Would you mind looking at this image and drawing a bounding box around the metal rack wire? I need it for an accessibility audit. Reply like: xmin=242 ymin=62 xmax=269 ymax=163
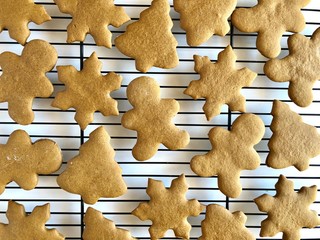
xmin=0 ymin=0 xmax=319 ymax=239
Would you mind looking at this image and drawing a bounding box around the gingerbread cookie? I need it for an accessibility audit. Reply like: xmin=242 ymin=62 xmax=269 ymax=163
xmin=255 ymin=175 xmax=320 ymax=240
xmin=54 ymin=0 xmax=130 ymax=48
xmin=0 ymin=39 xmax=57 ymax=125
xmin=0 ymin=130 xmax=62 ymax=195
xmin=122 ymin=76 xmax=190 ymax=161
xmin=115 ymin=0 xmax=179 ymax=73
xmin=232 ymin=0 xmax=310 ymax=58
xmin=191 ymin=113 xmax=265 ymax=198
xmin=174 ymin=0 xmax=236 ymax=46
xmin=132 ymin=174 xmax=204 ymax=239
xmin=0 ymin=201 xmax=64 ymax=240
xmin=83 ymin=207 xmax=136 ymax=240
xmin=267 ymin=100 xmax=320 ymax=171
xmin=184 ymin=46 xmax=257 ymax=120
xmin=52 ymin=52 xmax=122 ymax=130
xmin=0 ymin=0 xmax=51 ymax=45
xmin=264 ymin=28 xmax=320 ymax=107
xmin=199 ymin=204 xmax=254 ymax=240
xmin=57 ymin=126 xmax=126 ymax=205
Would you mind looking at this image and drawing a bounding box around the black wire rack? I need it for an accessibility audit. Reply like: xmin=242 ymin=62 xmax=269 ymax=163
xmin=0 ymin=0 xmax=319 ymax=239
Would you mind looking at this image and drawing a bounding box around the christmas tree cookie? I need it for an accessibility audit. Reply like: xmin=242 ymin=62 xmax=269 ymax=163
xmin=115 ymin=0 xmax=179 ymax=72
xmin=57 ymin=126 xmax=127 ymax=204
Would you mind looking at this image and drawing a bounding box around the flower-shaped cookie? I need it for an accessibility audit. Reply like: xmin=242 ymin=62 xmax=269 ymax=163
xmin=232 ymin=0 xmax=310 ymax=58
xmin=174 ymin=0 xmax=236 ymax=46
xmin=264 ymin=28 xmax=320 ymax=107
xmin=0 ymin=130 xmax=62 ymax=195
xmin=199 ymin=204 xmax=254 ymax=240
xmin=0 ymin=201 xmax=64 ymax=240
xmin=191 ymin=113 xmax=265 ymax=198
xmin=267 ymin=100 xmax=320 ymax=171
xmin=115 ymin=0 xmax=179 ymax=72
xmin=52 ymin=52 xmax=122 ymax=130
xmin=83 ymin=207 xmax=136 ymax=240
xmin=132 ymin=175 xmax=204 ymax=239
xmin=0 ymin=0 xmax=51 ymax=45
xmin=0 ymin=39 xmax=57 ymax=125
xmin=184 ymin=46 xmax=257 ymax=120
xmin=255 ymin=175 xmax=320 ymax=240
xmin=54 ymin=0 xmax=130 ymax=48
xmin=122 ymin=76 xmax=190 ymax=161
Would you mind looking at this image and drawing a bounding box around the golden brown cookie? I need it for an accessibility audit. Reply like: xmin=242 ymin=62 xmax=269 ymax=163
xmin=199 ymin=204 xmax=255 ymax=240
xmin=184 ymin=46 xmax=257 ymax=120
xmin=232 ymin=0 xmax=311 ymax=58
xmin=57 ymin=126 xmax=126 ymax=205
xmin=54 ymin=0 xmax=130 ymax=48
xmin=115 ymin=0 xmax=179 ymax=73
xmin=122 ymin=76 xmax=190 ymax=161
xmin=264 ymin=28 xmax=320 ymax=107
xmin=267 ymin=100 xmax=320 ymax=171
xmin=83 ymin=207 xmax=136 ymax=240
xmin=0 ymin=201 xmax=65 ymax=240
xmin=0 ymin=130 xmax=62 ymax=195
xmin=0 ymin=39 xmax=57 ymax=125
xmin=174 ymin=0 xmax=236 ymax=46
xmin=132 ymin=174 xmax=204 ymax=240
xmin=191 ymin=113 xmax=265 ymax=198
xmin=255 ymin=175 xmax=320 ymax=240
xmin=52 ymin=52 xmax=122 ymax=130
xmin=0 ymin=0 xmax=51 ymax=45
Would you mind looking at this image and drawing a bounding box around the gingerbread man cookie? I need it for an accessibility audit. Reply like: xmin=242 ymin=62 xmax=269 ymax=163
xmin=122 ymin=76 xmax=190 ymax=161
xmin=0 ymin=39 xmax=57 ymax=125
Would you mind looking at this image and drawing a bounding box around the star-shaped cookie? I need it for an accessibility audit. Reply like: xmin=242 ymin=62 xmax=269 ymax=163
xmin=54 ymin=0 xmax=130 ymax=48
xmin=191 ymin=113 xmax=265 ymax=198
xmin=264 ymin=28 xmax=320 ymax=107
xmin=0 ymin=39 xmax=57 ymax=125
xmin=0 ymin=130 xmax=62 ymax=195
xmin=132 ymin=175 xmax=204 ymax=240
xmin=0 ymin=201 xmax=64 ymax=240
xmin=122 ymin=76 xmax=190 ymax=161
xmin=174 ymin=0 xmax=236 ymax=46
xmin=232 ymin=0 xmax=310 ymax=58
xmin=52 ymin=52 xmax=122 ymax=130
xmin=255 ymin=175 xmax=320 ymax=240
xmin=184 ymin=46 xmax=257 ymax=120
xmin=0 ymin=0 xmax=51 ymax=45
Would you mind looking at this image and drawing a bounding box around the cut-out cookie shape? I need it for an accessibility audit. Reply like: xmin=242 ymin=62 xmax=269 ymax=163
xmin=199 ymin=204 xmax=254 ymax=240
xmin=52 ymin=52 xmax=122 ymax=130
xmin=0 ymin=130 xmax=62 ymax=195
xmin=83 ymin=207 xmax=136 ymax=240
xmin=264 ymin=28 xmax=320 ymax=107
xmin=174 ymin=0 xmax=236 ymax=46
xmin=0 ymin=201 xmax=65 ymax=240
xmin=54 ymin=0 xmax=130 ymax=48
xmin=255 ymin=175 xmax=320 ymax=240
xmin=267 ymin=100 xmax=320 ymax=171
xmin=184 ymin=46 xmax=257 ymax=120
xmin=0 ymin=39 xmax=57 ymax=125
xmin=132 ymin=174 xmax=204 ymax=240
xmin=232 ymin=0 xmax=310 ymax=58
xmin=0 ymin=0 xmax=51 ymax=45
xmin=122 ymin=76 xmax=190 ymax=161
xmin=115 ymin=0 xmax=179 ymax=73
xmin=191 ymin=114 xmax=265 ymax=198
xmin=57 ymin=126 xmax=126 ymax=205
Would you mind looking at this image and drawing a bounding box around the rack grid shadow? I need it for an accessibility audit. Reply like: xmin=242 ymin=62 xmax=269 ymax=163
xmin=0 ymin=0 xmax=319 ymax=239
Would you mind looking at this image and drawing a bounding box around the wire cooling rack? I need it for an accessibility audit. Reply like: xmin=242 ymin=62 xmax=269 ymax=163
xmin=0 ymin=0 xmax=319 ymax=239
